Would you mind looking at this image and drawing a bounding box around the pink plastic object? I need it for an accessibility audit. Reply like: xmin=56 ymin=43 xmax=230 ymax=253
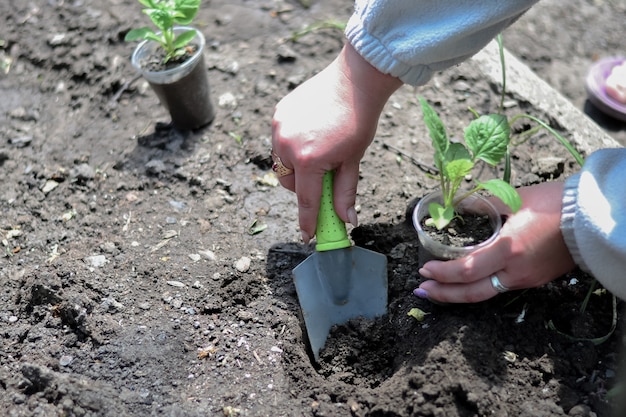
xmin=585 ymin=56 xmax=626 ymax=122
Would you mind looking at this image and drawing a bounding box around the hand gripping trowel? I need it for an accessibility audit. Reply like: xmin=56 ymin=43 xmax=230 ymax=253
xmin=292 ymin=171 xmax=388 ymax=361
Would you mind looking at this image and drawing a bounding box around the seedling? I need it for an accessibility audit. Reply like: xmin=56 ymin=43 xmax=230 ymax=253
xmin=419 ymin=97 xmax=522 ymax=230
xmin=124 ymin=0 xmax=201 ymax=64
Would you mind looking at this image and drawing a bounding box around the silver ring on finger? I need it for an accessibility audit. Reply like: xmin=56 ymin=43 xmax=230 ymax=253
xmin=490 ymin=275 xmax=510 ymax=294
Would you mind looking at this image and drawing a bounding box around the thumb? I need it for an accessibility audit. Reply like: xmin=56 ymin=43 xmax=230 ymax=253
xmin=332 ymin=164 xmax=360 ymax=227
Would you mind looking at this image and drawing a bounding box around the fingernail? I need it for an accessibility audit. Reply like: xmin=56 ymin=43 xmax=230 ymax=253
xmin=301 ymin=230 xmax=311 ymax=244
xmin=347 ymin=206 xmax=358 ymax=227
xmin=419 ymin=267 xmax=433 ymax=278
xmin=413 ymin=288 xmax=429 ymax=299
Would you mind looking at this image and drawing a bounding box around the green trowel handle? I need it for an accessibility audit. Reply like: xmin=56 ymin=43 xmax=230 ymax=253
xmin=315 ymin=171 xmax=351 ymax=252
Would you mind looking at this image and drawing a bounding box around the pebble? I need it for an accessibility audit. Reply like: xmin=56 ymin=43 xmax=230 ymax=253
xmin=286 ymin=73 xmax=306 ymax=88
xmin=59 ymin=355 xmax=73 ymax=366
xmin=169 ymin=200 xmax=186 ymax=211
xmin=218 ymin=92 xmax=238 ymax=109
xmin=235 ymin=256 xmax=251 ymax=272
xmin=166 ymin=280 xmax=185 ymax=288
xmin=84 ymin=255 xmax=108 ymax=268
xmin=71 ymin=163 xmax=95 ymax=181
xmin=236 ymin=310 xmax=254 ymax=321
xmin=48 ymin=33 xmax=70 ymax=46
xmin=276 ymin=44 xmax=297 ymax=62
xmin=534 ymin=156 xmax=565 ymax=177
xmin=41 ymin=179 xmax=59 ymax=194
xmin=8 ymin=315 xmax=18 ymax=323
xmin=101 ymin=297 xmax=124 ymax=312
xmin=226 ymin=61 xmax=239 ymax=74
xmin=9 ymin=136 xmax=32 ymax=148
xmin=452 ymin=80 xmax=471 ymax=92
xmin=9 ymin=107 xmax=38 ymax=122
xmin=99 ymin=241 xmax=116 ymax=254
xmin=188 ymin=253 xmax=201 ymax=262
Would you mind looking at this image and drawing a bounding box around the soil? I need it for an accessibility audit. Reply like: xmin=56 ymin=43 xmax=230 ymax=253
xmin=421 ymin=213 xmax=496 ymax=249
xmin=141 ymin=44 xmax=197 ymax=72
xmin=1 ymin=1 xmax=625 ymax=416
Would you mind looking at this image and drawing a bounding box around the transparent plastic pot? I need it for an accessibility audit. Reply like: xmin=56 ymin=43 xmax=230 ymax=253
xmin=412 ymin=190 xmax=502 ymax=262
xmin=131 ymin=26 xmax=215 ymax=130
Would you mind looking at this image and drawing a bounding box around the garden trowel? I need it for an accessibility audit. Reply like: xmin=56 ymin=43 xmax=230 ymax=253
xmin=292 ymin=171 xmax=388 ymax=361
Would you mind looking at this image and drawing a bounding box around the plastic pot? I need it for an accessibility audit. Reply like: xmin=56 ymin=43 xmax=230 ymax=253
xmin=131 ymin=26 xmax=215 ymax=130
xmin=412 ymin=190 xmax=502 ymax=262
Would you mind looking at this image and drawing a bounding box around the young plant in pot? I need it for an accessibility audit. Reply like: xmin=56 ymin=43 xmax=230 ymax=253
xmin=412 ymin=97 xmax=522 ymax=262
xmin=125 ymin=0 xmax=215 ymax=130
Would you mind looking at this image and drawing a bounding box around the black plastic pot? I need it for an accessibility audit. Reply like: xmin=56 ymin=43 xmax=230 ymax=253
xmin=131 ymin=26 xmax=215 ymax=130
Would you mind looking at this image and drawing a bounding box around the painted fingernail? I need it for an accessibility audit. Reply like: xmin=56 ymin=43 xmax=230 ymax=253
xmin=301 ymin=230 xmax=311 ymax=244
xmin=413 ymin=288 xmax=429 ymax=299
xmin=418 ymin=267 xmax=433 ymax=278
xmin=347 ymin=206 xmax=358 ymax=227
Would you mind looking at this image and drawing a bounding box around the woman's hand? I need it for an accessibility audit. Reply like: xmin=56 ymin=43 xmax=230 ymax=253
xmin=271 ymin=43 xmax=402 ymax=243
xmin=415 ymin=182 xmax=576 ymax=303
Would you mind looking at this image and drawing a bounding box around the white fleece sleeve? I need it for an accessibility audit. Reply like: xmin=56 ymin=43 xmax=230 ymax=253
xmin=345 ymin=0 xmax=539 ymax=85
xmin=561 ymin=148 xmax=626 ymax=300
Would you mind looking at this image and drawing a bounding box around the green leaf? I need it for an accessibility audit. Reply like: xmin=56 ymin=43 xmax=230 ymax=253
xmin=477 ymin=179 xmax=522 ymax=213
xmin=428 ymin=202 xmax=455 ymax=230
xmin=444 ymin=158 xmax=473 ymax=182
xmin=145 ymin=9 xmax=174 ymax=32
xmin=445 ymin=142 xmax=471 ymax=162
xmin=247 ymin=219 xmax=268 ymax=235
xmin=419 ymin=97 xmax=448 ymax=163
xmin=124 ymin=27 xmax=155 ymax=42
xmin=441 ymin=143 xmax=472 ymax=186
xmin=464 ymin=114 xmax=510 ymax=165
xmin=143 ymin=32 xmax=165 ymax=44
xmin=407 ymin=307 xmax=430 ymax=322
xmin=174 ymin=0 xmax=201 ymax=24
xmin=172 ymin=29 xmax=197 ymax=49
